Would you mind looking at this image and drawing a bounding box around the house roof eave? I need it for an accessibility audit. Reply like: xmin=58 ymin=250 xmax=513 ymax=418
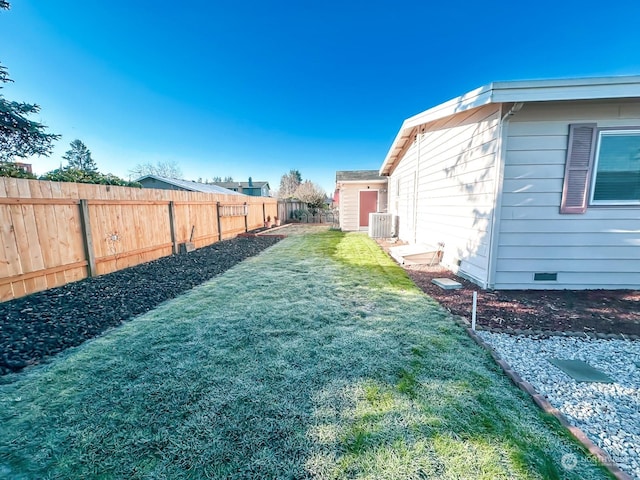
xmin=379 ymin=84 xmax=494 ymax=176
xmin=379 ymin=75 xmax=640 ymax=176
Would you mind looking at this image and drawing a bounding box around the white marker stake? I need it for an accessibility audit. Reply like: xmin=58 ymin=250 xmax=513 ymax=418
xmin=471 ymin=291 xmax=477 ymax=331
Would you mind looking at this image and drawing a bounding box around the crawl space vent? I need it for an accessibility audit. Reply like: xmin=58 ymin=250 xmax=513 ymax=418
xmin=534 ymin=272 xmax=558 ymax=281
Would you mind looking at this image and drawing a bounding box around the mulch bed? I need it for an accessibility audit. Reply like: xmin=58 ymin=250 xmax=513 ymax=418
xmin=0 ymin=236 xmax=282 ymax=376
xmin=376 ymin=240 xmax=640 ymax=337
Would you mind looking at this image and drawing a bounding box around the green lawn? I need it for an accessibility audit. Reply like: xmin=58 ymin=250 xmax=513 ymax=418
xmin=0 ymin=227 xmax=611 ymax=479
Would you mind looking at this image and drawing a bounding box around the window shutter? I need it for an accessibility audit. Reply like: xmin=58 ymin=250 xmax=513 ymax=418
xmin=560 ymin=123 xmax=597 ymax=214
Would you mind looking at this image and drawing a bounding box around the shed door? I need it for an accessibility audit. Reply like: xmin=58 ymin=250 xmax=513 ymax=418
xmin=359 ymin=191 xmax=378 ymax=227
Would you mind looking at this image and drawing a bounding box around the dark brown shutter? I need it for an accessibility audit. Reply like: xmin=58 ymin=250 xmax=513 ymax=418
xmin=560 ymin=123 xmax=597 ymax=214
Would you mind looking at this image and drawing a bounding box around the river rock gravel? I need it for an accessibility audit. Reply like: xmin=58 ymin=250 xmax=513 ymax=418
xmin=477 ymin=331 xmax=640 ymax=479
xmin=0 ymin=236 xmax=282 ymax=376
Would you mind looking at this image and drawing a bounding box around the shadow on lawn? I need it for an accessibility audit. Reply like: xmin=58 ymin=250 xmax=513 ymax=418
xmin=306 ymin=357 xmax=604 ymax=479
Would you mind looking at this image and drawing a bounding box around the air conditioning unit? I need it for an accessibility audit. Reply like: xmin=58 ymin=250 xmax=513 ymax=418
xmin=368 ymin=213 xmax=394 ymax=238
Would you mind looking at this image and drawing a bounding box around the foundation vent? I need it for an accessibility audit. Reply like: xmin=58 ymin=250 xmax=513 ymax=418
xmin=534 ymin=272 xmax=558 ymax=281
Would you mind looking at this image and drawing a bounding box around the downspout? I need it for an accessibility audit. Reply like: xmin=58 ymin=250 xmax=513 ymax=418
xmin=413 ymin=128 xmax=421 ymax=244
xmin=486 ymin=102 xmax=523 ymax=288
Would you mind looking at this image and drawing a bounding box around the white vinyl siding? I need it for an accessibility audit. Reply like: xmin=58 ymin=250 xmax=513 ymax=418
xmin=388 ymin=105 xmax=501 ymax=286
xmin=497 ymin=100 xmax=640 ymax=289
xmin=391 ymin=148 xmax=418 ymax=241
xmin=339 ymin=186 xmax=359 ymax=231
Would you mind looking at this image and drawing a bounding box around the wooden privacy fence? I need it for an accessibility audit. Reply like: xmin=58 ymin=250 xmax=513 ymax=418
xmin=0 ymin=177 xmax=277 ymax=302
xmin=278 ymin=199 xmax=307 ymax=221
xmin=277 ymin=199 xmax=338 ymax=225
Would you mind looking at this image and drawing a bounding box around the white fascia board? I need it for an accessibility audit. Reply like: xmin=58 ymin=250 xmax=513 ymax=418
xmin=492 ymin=76 xmax=640 ymax=103
xmin=337 ymin=179 xmax=387 ymax=187
xmin=402 ymin=84 xmax=493 ymax=129
xmin=491 ymin=75 xmax=640 ymax=92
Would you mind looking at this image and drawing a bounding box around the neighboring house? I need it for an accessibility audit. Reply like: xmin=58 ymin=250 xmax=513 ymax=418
xmin=137 ymin=175 xmax=243 ymax=195
xmin=12 ymin=162 xmax=33 ymax=174
xmin=335 ymin=170 xmax=388 ymax=231
xmin=211 ymin=178 xmax=271 ymax=197
xmin=380 ymin=76 xmax=640 ymax=290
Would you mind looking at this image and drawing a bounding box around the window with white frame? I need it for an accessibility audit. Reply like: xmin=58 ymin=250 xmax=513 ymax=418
xmin=591 ymin=129 xmax=640 ymax=204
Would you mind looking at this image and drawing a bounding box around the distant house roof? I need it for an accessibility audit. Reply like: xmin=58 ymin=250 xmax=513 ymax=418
xmin=212 ymin=181 xmax=270 ymax=189
xmin=137 ymin=175 xmax=244 ymax=195
xmin=336 ymin=170 xmax=387 ymax=182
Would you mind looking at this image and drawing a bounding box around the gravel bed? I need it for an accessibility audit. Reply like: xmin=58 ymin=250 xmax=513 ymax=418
xmin=0 ymin=236 xmax=282 ymax=376
xmin=477 ymin=331 xmax=640 ymax=479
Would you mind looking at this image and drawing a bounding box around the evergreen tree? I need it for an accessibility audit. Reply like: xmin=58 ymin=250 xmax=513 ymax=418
xmin=62 ymin=139 xmax=97 ymax=172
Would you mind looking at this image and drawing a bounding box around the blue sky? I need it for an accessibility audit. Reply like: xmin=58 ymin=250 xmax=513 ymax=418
xmin=2 ymin=1 xmax=640 ymax=194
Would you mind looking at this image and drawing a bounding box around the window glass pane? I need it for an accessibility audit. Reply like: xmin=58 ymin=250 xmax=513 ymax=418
xmin=593 ymin=132 xmax=640 ymax=202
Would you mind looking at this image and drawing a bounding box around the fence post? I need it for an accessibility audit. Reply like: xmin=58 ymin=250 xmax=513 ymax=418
xmin=79 ymin=199 xmax=97 ymax=277
xmin=168 ymin=201 xmax=178 ymax=254
xmin=216 ymin=201 xmax=222 ymax=241
xmin=262 ymin=202 xmax=266 ymax=223
xmin=244 ymin=202 xmax=248 ymax=232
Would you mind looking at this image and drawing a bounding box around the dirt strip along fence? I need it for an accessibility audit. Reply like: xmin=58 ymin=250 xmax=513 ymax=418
xmin=0 ymin=177 xmax=277 ymax=302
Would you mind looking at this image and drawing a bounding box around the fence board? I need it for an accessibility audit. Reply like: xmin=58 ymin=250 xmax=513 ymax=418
xmin=0 ymin=284 xmax=12 ymax=302
xmin=0 ymin=178 xmax=277 ymax=301
xmin=27 ymin=204 xmax=47 ymax=290
xmin=36 ymin=181 xmax=65 ymax=288
xmin=50 ymin=181 xmax=62 ymax=198
xmin=0 ymin=206 xmax=11 ymax=279
xmin=3 ymin=205 xmax=22 ymax=279
xmin=5 ymin=178 xmax=19 ymax=197
xmin=9 ymin=205 xmax=30 ymax=286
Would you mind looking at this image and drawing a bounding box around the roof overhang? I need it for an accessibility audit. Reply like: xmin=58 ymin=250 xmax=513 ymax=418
xmin=337 ymin=179 xmax=387 ymax=185
xmin=379 ymin=75 xmax=640 ymax=176
xmin=137 ymin=174 xmax=244 ymax=195
xmin=137 ymin=174 xmax=182 ymax=187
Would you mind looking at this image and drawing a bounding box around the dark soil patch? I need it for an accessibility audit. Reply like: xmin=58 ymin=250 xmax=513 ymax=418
xmin=0 ymin=236 xmax=282 ymax=376
xmin=376 ymin=240 xmax=640 ymax=337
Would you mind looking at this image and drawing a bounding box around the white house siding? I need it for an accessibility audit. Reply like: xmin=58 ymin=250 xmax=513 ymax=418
xmin=339 ymin=185 xmax=358 ymax=231
xmin=496 ymin=100 xmax=640 ymax=289
xmin=339 ymin=181 xmax=388 ymax=231
xmin=388 ymin=104 xmax=502 ymax=286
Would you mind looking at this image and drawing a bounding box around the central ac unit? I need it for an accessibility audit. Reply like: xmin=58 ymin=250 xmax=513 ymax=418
xmin=368 ymin=213 xmax=394 ymax=238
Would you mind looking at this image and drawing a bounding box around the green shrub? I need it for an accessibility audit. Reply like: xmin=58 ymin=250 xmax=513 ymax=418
xmin=39 ymin=167 xmax=141 ymax=188
xmin=0 ymin=162 xmax=37 ymax=179
xmin=291 ymin=208 xmax=310 ymax=221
